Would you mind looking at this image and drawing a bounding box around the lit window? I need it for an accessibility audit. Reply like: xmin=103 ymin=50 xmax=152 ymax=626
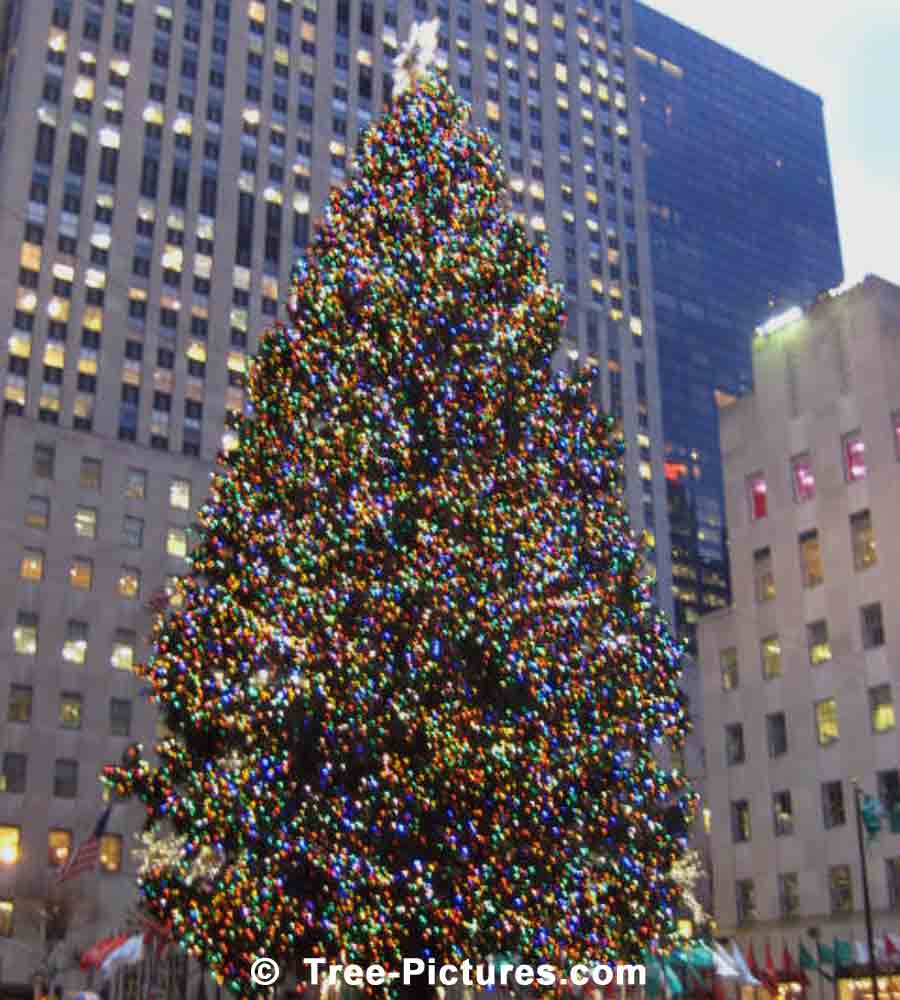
xmin=125 ymin=467 xmax=147 ymax=499
xmin=7 ymin=685 xmax=32 ymax=724
xmin=807 ymin=620 xmax=832 ymax=665
xmin=13 ymin=613 xmax=38 ymax=655
xmin=111 ymin=630 xmax=136 ymax=671
xmin=170 ymin=478 xmax=191 ymax=511
xmin=871 ymin=685 xmax=895 ymax=733
xmin=58 ymin=693 xmax=82 ymax=730
xmin=118 ymin=566 xmax=141 ymax=600
xmin=850 ymin=510 xmax=877 ymax=571
xmin=62 ymin=620 xmax=88 ymax=664
xmin=843 ymin=432 xmax=866 ymax=482
xmin=0 ymin=827 xmax=20 ymax=865
xmin=747 ymin=473 xmax=767 ymax=520
xmin=165 ymin=575 xmax=183 ymax=609
xmin=735 ymin=879 xmax=756 ymax=925
xmin=816 ymin=698 xmax=839 ymax=746
xmin=791 ymin=454 xmax=815 ymax=502
xmin=167 ymin=527 xmax=188 ymax=559
xmin=74 ymin=506 xmax=98 ymax=539
xmin=48 ymin=829 xmax=72 ymax=868
xmin=773 ymin=790 xmax=793 ymax=837
xmin=99 ymin=834 xmax=123 ymax=872
xmin=20 ymin=549 xmax=44 ymax=582
xmin=779 ymin=873 xmax=800 ymax=919
xmin=69 ymin=557 xmax=93 ymax=590
xmin=752 ymin=547 xmax=775 ymax=603
xmin=0 ymin=900 xmax=11 ymax=938
xmin=720 ymin=647 xmax=738 ymax=691
xmin=761 ymin=635 xmax=782 ymax=679
xmin=798 ymin=530 xmax=824 ymax=588
xmin=25 ymin=495 xmax=49 ymax=530
xmin=731 ymin=800 xmax=751 ymax=842
xmin=80 ymin=457 xmax=102 ymax=489
xmin=829 ymin=865 xmax=852 ymax=914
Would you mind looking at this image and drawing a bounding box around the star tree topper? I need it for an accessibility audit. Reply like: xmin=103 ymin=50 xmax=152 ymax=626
xmin=392 ymin=18 xmax=440 ymax=96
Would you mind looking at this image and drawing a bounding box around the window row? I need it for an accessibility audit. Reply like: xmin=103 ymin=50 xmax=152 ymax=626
xmin=0 ymin=823 xmax=121 ymax=872
xmin=7 ymin=686 xmax=133 ymax=736
xmin=25 ymin=499 xmax=190 ymax=545
xmin=1 ymin=756 xmax=112 ymax=800
xmin=13 ymin=616 xmax=139 ymax=670
xmin=724 ymin=687 xmax=895 ymax=767
xmin=20 ymin=541 xmax=187 ymax=591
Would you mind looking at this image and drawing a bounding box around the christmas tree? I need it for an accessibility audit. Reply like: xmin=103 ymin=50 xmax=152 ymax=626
xmin=106 ymin=31 xmax=693 ymax=997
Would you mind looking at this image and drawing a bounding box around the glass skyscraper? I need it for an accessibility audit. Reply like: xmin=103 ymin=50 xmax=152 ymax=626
xmin=634 ymin=3 xmax=843 ymax=649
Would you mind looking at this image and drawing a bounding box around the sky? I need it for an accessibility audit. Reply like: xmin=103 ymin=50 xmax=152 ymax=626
xmin=647 ymin=0 xmax=900 ymax=288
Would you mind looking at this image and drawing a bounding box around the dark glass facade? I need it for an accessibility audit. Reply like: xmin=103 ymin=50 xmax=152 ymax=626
xmin=634 ymin=4 xmax=843 ymax=649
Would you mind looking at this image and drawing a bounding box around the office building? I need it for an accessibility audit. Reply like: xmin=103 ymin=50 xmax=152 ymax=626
xmin=634 ymin=4 xmax=843 ymax=652
xmin=699 ymin=277 xmax=900 ymax=960
xmin=0 ymin=0 xmax=669 ymax=983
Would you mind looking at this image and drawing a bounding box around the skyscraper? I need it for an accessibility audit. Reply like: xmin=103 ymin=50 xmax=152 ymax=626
xmin=633 ymin=4 xmax=843 ymax=651
xmin=0 ymin=0 xmax=668 ymax=981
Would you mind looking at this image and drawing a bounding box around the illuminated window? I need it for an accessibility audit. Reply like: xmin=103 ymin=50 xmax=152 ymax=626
xmin=871 ymin=685 xmax=895 ymax=733
xmin=48 ymin=829 xmax=72 ymax=868
xmin=807 ymin=620 xmax=832 ymax=665
xmin=118 ymin=566 xmax=141 ymax=600
xmin=829 ymin=864 xmax=852 ymax=914
xmin=731 ymin=800 xmax=750 ymax=842
xmin=747 ymin=472 xmax=767 ymax=520
xmin=62 ymin=620 xmax=88 ymax=664
xmin=798 ymin=530 xmax=823 ymax=588
xmin=791 ymin=454 xmax=815 ymax=502
xmin=80 ymin=457 xmax=102 ymax=489
xmin=74 ymin=505 xmax=97 ymax=539
xmin=0 ymin=827 xmax=20 ymax=865
xmin=761 ymin=635 xmax=782 ymax=680
xmin=125 ymin=467 xmax=146 ymax=499
xmin=20 ymin=548 xmax=44 ymax=582
xmin=58 ymin=692 xmax=82 ymax=730
xmin=752 ymin=547 xmax=775 ymax=603
xmin=25 ymin=496 xmax=49 ymax=530
xmin=69 ymin=557 xmax=93 ymax=590
xmin=0 ymin=900 xmax=11 ymax=938
xmin=778 ymin=874 xmax=799 ymax=919
xmin=773 ymin=790 xmax=793 ymax=837
xmin=737 ymin=879 xmax=758 ymax=924
xmin=850 ymin=510 xmax=877 ymax=571
xmin=816 ymin=698 xmax=839 ymax=746
xmin=99 ymin=834 xmax=123 ymax=872
xmin=720 ymin=647 xmax=738 ymax=691
xmin=7 ymin=685 xmax=32 ymax=724
xmin=843 ymin=432 xmax=866 ymax=482
xmin=13 ymin=613 xmax=38 ymax=656
xmin=170 ymin=478 xmax=191 ymax=511
xmin=167 ymin=527 xmax=188 ymax=559
xmin=111 ymin=630 xmax=136 ymax=671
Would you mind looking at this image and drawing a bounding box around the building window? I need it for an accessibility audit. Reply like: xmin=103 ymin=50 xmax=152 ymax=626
xmin=798 ymin=529 xmax=824 ymax=588
xmin=167 ymin=526 xmax=188 ymax=558
xmin=48 ymin=829 xmax=72 ymax=868
xmin=816 ymin=697 xmax=839 ymax=746
xmin=761 ymin=635 xmax=782 ymax=679
xmin=752 ymin=547 xmax=775 ymax=603
xmin=822 ymin=781 xmax=846 ymax=828
xmin=74 ymin=505 xmax=98 ymax=539
xmin=850 ymin=510 xmax=877 ymax=571
xmin=123 ymin=515 xmax=144 ymax=548
xmin=99 ymin=834 xmax=123 ymax=872
xmin=725 ymin=722 xmax=744 ymax=766
xmin=720 ymin=647 xmax=738 ymax=691
xmin=13 ymin=612 xmax=38 ymax=655
xmin=791 ymin=454 xmax=816 ymax=502
xmin=747 ymin=473 xmax=767 ymax=520
xmin=861 ymin=602 xmax=885 ymax=649
xmin=731 ymin=800 xmax=751 ymax=843
xmin=8 ymin=685 xmax=33 ymax=724
xmin=53 ymin=759 xmax=78 ymax=798
xmin=61 ymin=620 xmax=88 ymax=664
xmin=58 ymin=693 xmax=82 ymax=730
xmin=807 ymin=620 xmax=832 ymax=666
xmin=843 ymin=431 xmax=867 ymax=482
xmin=69 ymin=557 xmax=93 ymax=590
xmin=80 ymin=457 xmax=103 ymax=489
xmin=888 ymin=858 xmax=900 ymax=909
xmin=119 ymin=566 xmax=141 ymax=599
xmin=25 ymin=495 xmax=50 ymax=530
xmin=773 ymin=790 xmax=793 ymax=837
xmin=125 ymin=467 xmax=147 ymax=499
xmin=110 ymin=698 xmax=132 ymax=737
xmin=1 ymin=754 xmax=27 ymax=794
xmin=20 ymin=548 xmax=44 ymax=581
xmin=871 ymin=685 xmax=896 ymax=733
xmin=0 ymin=826 xmax=19 ymax=866
xmin=736 ymin=879 xmax=756 ymax=925
xmin=111 ymin=630 xmax=136 ymax=671
xmin=767 ymin=711 xmax=788 ymax=758
xmin=778 ymin=873 xmax=800 ymax=919
xmin=829 ymin=864 xmax=853 ymax=914
xmin=170 ymin=477 xmax=191 ymax=510
xmin=33 ymin=443 xmax=55 ymax=478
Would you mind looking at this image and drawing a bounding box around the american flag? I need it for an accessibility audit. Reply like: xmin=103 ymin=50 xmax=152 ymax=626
xmin=56 ymin=806 xmax=111 ymax=884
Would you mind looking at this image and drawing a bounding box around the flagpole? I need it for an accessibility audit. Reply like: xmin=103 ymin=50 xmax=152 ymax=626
xmin=854 ymin=782 xmax=880 ymax=1000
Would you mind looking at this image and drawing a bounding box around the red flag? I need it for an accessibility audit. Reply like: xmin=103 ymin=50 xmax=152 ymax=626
xmin=886 ymin=935 xmax=900 ymax=958
xmin=137 ymin=912 xmax=172 ymax=959
xmin=80 ymin=933 xmax=128 ymax=971
xmin=748 ymin=943 xmax=777 ymax=996
xmin=783 ymin=943 xmax=810 ymax=987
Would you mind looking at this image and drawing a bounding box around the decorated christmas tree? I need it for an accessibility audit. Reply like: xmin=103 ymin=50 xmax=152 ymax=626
xmin=106 ymin=26 xmax=693 ymax=997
